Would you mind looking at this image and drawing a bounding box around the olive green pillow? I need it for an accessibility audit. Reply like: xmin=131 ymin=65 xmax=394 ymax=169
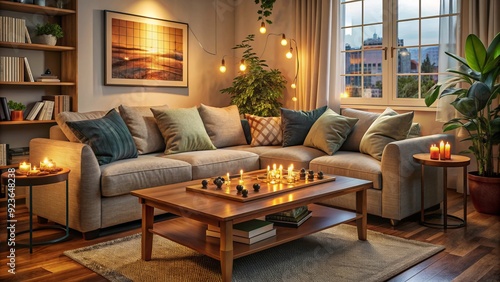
xmin=151 ymin=107 xmax=216 ymax=155
xmin=303 ymin=109 xmax=358 ymax=155
xmin=198 ymin=104 xmax=247 ymax=148
xmin=360 ymin=108 xmax=414 ymax=160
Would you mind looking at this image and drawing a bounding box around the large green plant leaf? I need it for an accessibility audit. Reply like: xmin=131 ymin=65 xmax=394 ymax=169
xmin=451 ymin=97 xmax=476 ymax=118
xmin=465 ymin=34 xmax=487 ymax=72
xmin=468 ymin=81 xmax=491 ymax=111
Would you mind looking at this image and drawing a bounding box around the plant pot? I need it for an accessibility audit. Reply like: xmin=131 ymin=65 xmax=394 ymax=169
xmin=468 ymin=172 xmax=500 ymax=215
xmin=36 ymin=34 xmax=57 ymax=46
xmin=10 ymin=110 xmax=24 ymax=121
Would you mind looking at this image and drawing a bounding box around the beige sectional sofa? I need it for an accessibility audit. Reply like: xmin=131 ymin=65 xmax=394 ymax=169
xmin=28 ymin=105 xmax=453 ymax=239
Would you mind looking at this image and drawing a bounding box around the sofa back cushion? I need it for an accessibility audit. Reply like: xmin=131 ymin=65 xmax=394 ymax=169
xmin=198 ymin=104 xmax=247 ymax=148
xmin=118 ymin=104 xmax=167 ymax=154
xmin=56 ymin=110 xmax=107 ymax=142
xmin=339 ymin=108 xmax=380 ymax=152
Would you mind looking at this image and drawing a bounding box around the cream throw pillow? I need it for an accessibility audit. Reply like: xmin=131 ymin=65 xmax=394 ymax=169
xmin=303 ymin=109 xmax=358 ymax=155
xmin=198 ymin=104 xmax=247 ymax=148
xmin=151 ymin=107 xmax=216 ymax=155
xmin=359 ymin=108 xmax=414 ymax=160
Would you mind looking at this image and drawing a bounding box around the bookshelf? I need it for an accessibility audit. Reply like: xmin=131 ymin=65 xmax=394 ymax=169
xmin=0 ymin=0 xmax=78 ymax=150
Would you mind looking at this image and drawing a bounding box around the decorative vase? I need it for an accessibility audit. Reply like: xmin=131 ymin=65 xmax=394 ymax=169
xmin=37 ymin=34 xmax=57 ymax=46
xmin=10 ymin=110 xmax=24 ymax=121
xmin=468 ymin=172 xmax=500 ymax=215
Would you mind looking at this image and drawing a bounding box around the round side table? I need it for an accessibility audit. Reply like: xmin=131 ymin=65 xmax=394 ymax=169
xmin=1 ymin=168 xmax=71 ymax=253
xmin=413 ymin=153 xmax=470 ymax=229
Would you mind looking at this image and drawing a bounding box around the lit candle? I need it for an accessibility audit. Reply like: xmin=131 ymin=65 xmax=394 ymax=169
xmin=430 ymin=144 xmax=439 ymax=160
xmin=240 ymin=169 xmax=244 ymax=184
xmin=267 ymin=165 xmax=270 ymax=182
xmin=444 ymin=142 xmax=451 ymax=159
xmin=279 ymin=165 xmax=283 ymax=181
xmin=439 ymin=140 xmax=445 ymax=160
xmin=226 ymin=172 xmax=231 ymax=183
xmin=30 ymin=165 xmax=40 ymax=174
xmin=19 ymin=162 xmax=31 ymax=174
xmin=40 ymin=158 xmax=50 ymax=171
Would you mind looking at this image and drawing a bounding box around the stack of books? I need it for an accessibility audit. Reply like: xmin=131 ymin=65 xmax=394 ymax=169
xmin=36 ymin=74 xmax=60 ymax=83
xmin=265 ymin=205 xmax=312 ymax=227
xmin=0 ymin=144 xmax=8 ymax=166
xmin=24 ymin=95 xmax=71 ymax=120
xmin=0 ymin=16 xmax=29 ymax=43
xmin=206 ymin=219 xmax=276 ymax=244
xmin=8 ymin=146 xmax=29 ymax=165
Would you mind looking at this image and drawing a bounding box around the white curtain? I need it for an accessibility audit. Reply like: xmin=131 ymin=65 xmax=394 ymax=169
xmin=294 ymin=0 xmax=332 ymax=111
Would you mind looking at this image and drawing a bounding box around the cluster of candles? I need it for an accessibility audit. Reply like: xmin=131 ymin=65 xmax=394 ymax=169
xmin=430 ymin=141 xmax=451 ymax=160
xmin=18 ymin=158 xmax=57 ymax=175
xmin=266 ymin=164 xmax=296 ymax=184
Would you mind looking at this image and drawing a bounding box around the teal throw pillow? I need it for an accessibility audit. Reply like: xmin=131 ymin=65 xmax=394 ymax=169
xmin=151 ymin=106 xmax=216 ymax=154
xmin=303 ymin=109 xmax=358 ymax=155
xmin=280 ymin=105 xmax=328 ymax=147
xmin=66 ymin=109 xmax=138 ymax=165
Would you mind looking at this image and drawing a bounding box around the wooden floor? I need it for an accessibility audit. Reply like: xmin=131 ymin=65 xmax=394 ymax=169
xmin=0 ymin=189 xmax=498 ymax=282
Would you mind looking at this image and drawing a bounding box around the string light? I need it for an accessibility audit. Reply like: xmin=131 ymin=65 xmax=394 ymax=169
xmin=239 ymin=59 xmax=246 ymax=71
xmin=286 ymin=47 xmax=293 ymax=59
xmin=281 ymin=34 xmax=287 ymax=46
xmin=219 ymin=58 xmax=226 ymax=73
xmin=259 ymin=22 xmax=266 ymax=34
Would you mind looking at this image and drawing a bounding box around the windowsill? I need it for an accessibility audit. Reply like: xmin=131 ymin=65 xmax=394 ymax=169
xmin=340 ymin=104 xmax=437 ymax=112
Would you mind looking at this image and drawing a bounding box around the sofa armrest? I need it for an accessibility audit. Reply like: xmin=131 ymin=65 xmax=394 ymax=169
xmin=381 ymin=133 xmax=454 ymax=220
xmin=29 ymin=138 xmax=102 ymax=233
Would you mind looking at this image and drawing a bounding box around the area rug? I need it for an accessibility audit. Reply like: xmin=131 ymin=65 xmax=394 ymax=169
xmin=64 ymin=224 xmax=444 ymax=282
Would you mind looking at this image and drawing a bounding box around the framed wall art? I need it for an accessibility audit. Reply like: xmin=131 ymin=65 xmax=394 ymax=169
xmin=104 ymin=11 xmax=188 ymax=87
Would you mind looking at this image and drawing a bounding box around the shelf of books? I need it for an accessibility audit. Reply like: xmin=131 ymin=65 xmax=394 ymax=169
xmin=151 ymin=204 xmax=361 ymax=260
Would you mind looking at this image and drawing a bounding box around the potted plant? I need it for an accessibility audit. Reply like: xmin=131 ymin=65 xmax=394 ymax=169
xmin=221 ymin=34 xmax=287 ymax=117
xmin=8 ymin=100 xmax=26 ymax=121
xmin=425 ymin=32 xmax=500 ymax=215
xmin=34 ymin=23 xmax=64 ymax=46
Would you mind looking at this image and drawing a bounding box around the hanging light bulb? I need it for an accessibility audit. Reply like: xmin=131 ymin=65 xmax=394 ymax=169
xmin=219 ymin=58 xmax=226 ymax=73
xmin=239 ymin=59 xmax=246 ymax=71
xmin=281 ymin=34 xmax=288 ymax=46
xmin=292 ymin=97 xmax=298 ymax=102
xmin=286 ymin=47 xmax=293 ymax=59
xmin=259 ymin=22 xmax=266 ymax=34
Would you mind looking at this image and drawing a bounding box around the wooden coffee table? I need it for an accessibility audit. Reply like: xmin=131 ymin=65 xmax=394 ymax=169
xmin=131 ymin=171 xmax=371 ymax=282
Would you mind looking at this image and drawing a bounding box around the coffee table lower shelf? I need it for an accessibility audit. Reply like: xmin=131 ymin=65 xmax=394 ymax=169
xmin=150 ymin=204 xmax=360 ymax=260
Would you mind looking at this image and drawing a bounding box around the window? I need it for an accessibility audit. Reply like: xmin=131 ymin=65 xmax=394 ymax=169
xmin=339 ymin=0 xmax=459 ymax=107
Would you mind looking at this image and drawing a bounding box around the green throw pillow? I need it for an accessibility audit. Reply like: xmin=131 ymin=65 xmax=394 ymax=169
xmin=281 ymin=105 xmax=328 ymax=147
xmin=359 ymin=108 xmax=414 ymax=160
xmin=151 ymin=106 xmax=216 ymax=154
xmin=66 ymin=109 xmax=138 ymax=165
xmin=303 ymin=109 xmax=358 ymax=155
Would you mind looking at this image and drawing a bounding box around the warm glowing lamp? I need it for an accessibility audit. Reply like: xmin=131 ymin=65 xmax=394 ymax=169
xmin=239 ymin=59 xmax=246 ymax=71
xmin=292 ymin=96 xmax=297 ymax=102
xmin=219 ymin=58 xmax=226 ymax=73
xmin=291 ymin=82 xmax=296 ymax=89
xmin=281 ymin=34 xmax=288 ymax=46
xmin=259 ymin=22 xmax=266 ymax=34
xmin=286 ymin=47 xmax=293 ymax=59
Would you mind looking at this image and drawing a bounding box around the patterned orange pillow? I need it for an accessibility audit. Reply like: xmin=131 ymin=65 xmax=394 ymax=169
xmin=245 ymin=114 xmax=282 ymax=146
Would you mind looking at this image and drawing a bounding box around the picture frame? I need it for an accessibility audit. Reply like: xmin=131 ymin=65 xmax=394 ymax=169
xmin=104 ymin=11 xmax=188 ymax=87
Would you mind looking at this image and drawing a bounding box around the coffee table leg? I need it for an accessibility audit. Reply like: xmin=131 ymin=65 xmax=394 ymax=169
xmin=141 ymin=204 xmax=154 ymax=261
xmin=356 ymin=188 xmax=367 ymax=240
xmin=220 ymin=220 xmax=234 ymax=282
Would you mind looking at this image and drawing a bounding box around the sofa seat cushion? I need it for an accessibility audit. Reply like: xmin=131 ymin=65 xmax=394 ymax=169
xmin=101 ymin=155 xmax=192 ymax=197
xmin=165 ymin=149 xmax=260 ymax=179
xmin=221 ymin=145 xmax=282 ymax=156
xmin=310 ymin=152 xmax=382 ymax=189
xmin=259 ymin=146 xmax=326 ymax=170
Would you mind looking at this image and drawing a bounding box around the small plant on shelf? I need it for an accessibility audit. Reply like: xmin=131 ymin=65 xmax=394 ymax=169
xmin=35 ymin=23 xmax=64 ymax=39
xmin=7 ymin=100 xmax=26 ymax=111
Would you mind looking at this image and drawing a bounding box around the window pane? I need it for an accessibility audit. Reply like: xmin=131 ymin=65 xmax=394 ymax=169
xmin=364 ymin=50 xmax=382 ymax=74
xmin=343 ymin=27 xmax=363 ymax=50
xmin=398 ymin=0 xmax=418 ymax=20
xmin=364 ymin=76 xmax=382 ymax=97
xmin=364 ymin=0 xmax=382 ymax=24
xmin=345 ymin=51 xmax=362 ymax=74
xmin=421 ymin=75 xmax=438 ymax=97
xmin=421 ymin=47 xmax=438 ymax=73
xmin=397 ymin=48 xmax=413 ymax=74
xmin=345 ymin=76 xmax=362 ymax=97
xmin=343 ymin=1 xmax=362 ymax=26
xmin=398 ymin=20 xmax=419 ymax=46
xmin=363 ymin=24 xmax=382 ymax=46
xmin=421 ymin=0 xmax=440 ymax=17
xmin=397 ymin=75 xmax=419 ymax=98
xmin=421 ymin=18 xmax=439 ymax=45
